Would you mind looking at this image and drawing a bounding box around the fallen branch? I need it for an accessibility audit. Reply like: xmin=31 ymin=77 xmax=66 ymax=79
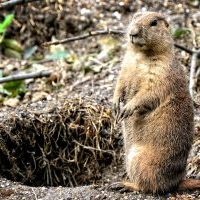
xmin=0 ymin=70 xmax=52 ymax=83
xmin=174 ymin=43 xmax=194 ymax=55
xmin=0 ymin=0 xmax=41 ymax=9
xmin=189 ymin=49 xmax=200 ymax=99
xmin=42 ymin=29 xmax=125 ymax=47
xmin=189 ymin=52 xmax=198 ymax=98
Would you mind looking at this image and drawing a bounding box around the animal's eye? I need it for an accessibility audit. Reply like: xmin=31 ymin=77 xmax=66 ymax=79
xmin=150 ymin=20 xmax=158 ymax=27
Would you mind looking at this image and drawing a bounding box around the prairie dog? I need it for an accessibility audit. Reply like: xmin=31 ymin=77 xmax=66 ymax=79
xmin=113 ymin=12 xmax=200 ymax=193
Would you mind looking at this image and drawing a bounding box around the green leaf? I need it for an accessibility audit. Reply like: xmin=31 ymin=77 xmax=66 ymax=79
xmin=0 ymin=86 xmax=11 ymax=96
xmin=45 ymin=50 xmax=70 ymax=60
xmin=0 ymin=14 xmax=14 ymax=33
xmin=3 ymin=80 xmax=27 ymax=97
xmin=4 ymin=48 xmax=22 ymax=59
xmin=23 ymin=46 xmax=38 ymax=59
xmin=173 ymin=27 xmax=191 ymax=38
xmin=2 ymin=39 xmax=24 ymax=52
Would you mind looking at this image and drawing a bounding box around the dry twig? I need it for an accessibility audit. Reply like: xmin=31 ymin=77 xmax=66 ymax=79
xmin=0 ymin=0 xmax=41 ymax=9
xmin=42 ymin=29 xmax=125 ymax=46
xmin=189 ymin=50 xmax=200 ymax=99
xmin=186 ymin=13 xmax=200 ymax=99
xmin=0 ymin=70 xmax=52 ymax=83
xmin=73 ymin=140 xmax=114 ymax=155
xmin=174 ymin=43 xmax=194 ymax=55
xmin=189 ymin=52 xmax=198 ymax=98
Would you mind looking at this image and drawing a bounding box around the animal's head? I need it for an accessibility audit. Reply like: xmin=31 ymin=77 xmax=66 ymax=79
xmin=127 ymin=12 xmax=173 ymax=53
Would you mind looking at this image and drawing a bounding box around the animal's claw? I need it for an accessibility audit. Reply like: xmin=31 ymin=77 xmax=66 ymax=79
xmin=117 ymin=105 xmax=134 ymax=122
xmin=113 ymin=98 xmax=121 ymax=123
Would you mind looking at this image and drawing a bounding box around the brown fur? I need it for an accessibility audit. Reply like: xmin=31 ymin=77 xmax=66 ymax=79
xmin=113 ymin=11 xmax=199 ymax=194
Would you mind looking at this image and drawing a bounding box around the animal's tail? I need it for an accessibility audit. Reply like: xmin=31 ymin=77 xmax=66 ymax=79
xmin=178 ymin=179 xmax=200 ymax=191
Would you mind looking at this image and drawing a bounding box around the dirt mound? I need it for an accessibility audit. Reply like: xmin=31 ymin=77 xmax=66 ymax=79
xmin=0 ymin=98 xmax=122 ymax=187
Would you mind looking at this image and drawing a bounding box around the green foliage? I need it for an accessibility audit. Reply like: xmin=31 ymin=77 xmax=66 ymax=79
xmin=0 ymin=80 xmax=27 ymax=97
xmin=45 ymin=50 xmax=70 ymax=60
xmin=4 ymin=48 xmax=22 ymax=59
xmin=0 ymin=14 xmax=14 ymax=34
xmin=2 ymin=39 xmax=24 ymax=52
xmin=0 ymin=14 xmax=14 ymax=43
xmin=173 ymin=27 xmax=191 ymax=38
xmin=0 ymin=14 xmax=24 ymax=59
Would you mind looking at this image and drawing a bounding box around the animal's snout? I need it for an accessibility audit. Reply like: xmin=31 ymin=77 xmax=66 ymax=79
xmin=129 ymin=26 xmax=140 ymax=42
xmin=129 ymin=25 xmax=146 ymax=46
xmin=130 ymin=32 xmax=139 ymax=38
xmin=129 ymin=26 xmax=141 ymax=43
xmin=129 ymin=33 xmax=139 ymax=42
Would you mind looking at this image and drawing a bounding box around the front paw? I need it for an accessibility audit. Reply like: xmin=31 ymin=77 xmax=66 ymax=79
xmin=117 ymin=102 xmax=136 ymax=122
xmin=112 ymin=97 xmax=121 ymax=118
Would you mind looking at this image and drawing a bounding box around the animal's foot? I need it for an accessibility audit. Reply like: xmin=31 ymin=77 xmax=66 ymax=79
xmin=113 ymin=97 xmax=120 ymax=118
xmin=106 ymin=182 xmax=132 ymax=193
xmin=117 ymin=102 xmax=136 ymax=122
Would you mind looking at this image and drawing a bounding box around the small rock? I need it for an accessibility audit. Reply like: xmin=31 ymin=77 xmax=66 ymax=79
xmin=31 ymin=92 xmax=48 ymax=102
xmin=3 ymin=98 xmax=19 ymax=107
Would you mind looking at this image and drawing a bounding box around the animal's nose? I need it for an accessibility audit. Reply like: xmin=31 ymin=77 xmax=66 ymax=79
xmin=129 ymin=27 xmax=140 ymax=38
xmin=130 ymin=32 xmax=139 ymax=38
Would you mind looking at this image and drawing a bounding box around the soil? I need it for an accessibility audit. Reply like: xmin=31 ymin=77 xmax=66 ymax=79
xmin=0 ymin=0 xmax=200 ymax=199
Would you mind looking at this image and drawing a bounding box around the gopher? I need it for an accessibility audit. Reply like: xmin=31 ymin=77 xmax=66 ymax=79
xmin=112 ymin=11 xmax=200 ymax=194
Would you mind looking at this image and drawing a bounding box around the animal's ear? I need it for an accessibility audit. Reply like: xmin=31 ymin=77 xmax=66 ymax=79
xmin=133 ymin=12 xmax=143 ymax=20
xmin=158 ymin=17 xmax=169 ymax=28
xmin=163 ymin=19 xmax=169 ymax=28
